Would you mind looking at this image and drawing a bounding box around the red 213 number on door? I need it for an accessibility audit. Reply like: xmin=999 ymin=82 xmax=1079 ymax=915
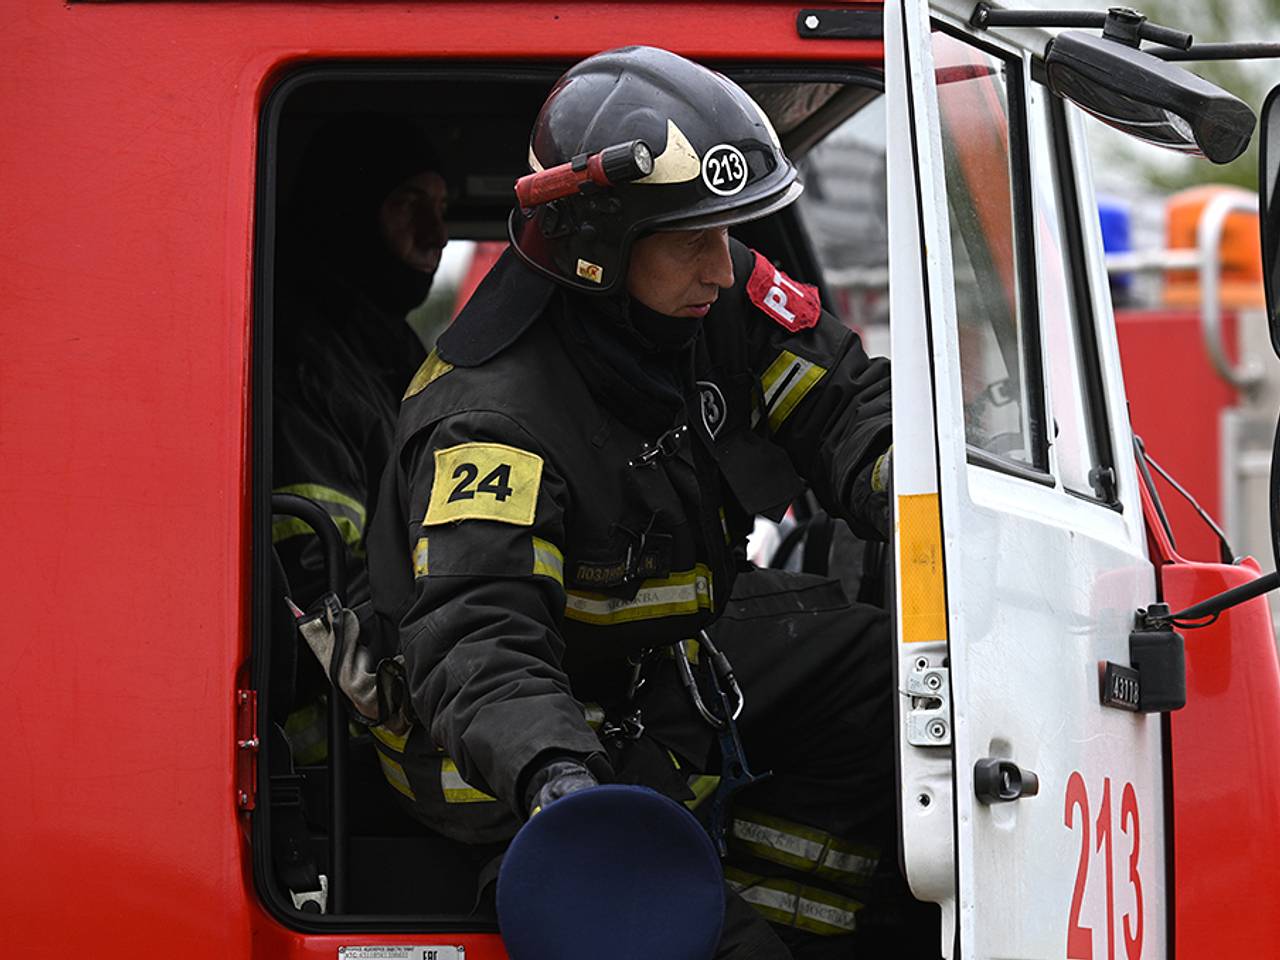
xmin=1064 ymin=771 xmax=1144 ymax=960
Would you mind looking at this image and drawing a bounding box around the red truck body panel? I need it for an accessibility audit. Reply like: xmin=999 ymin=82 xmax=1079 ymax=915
xmin=1141 ymin=479 xmax=1280 ymax=957
xmin=0 ymin=2 xmax=879 ymax=954
xmin=7 ymin=3 xmax=1279 ymax=956
xmin=1117 ymin=307 xmax=1240 ymax=563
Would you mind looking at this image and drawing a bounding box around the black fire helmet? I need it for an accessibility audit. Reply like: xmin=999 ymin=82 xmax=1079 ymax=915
xmin=508 ymin=46 xmax=801 ymax=295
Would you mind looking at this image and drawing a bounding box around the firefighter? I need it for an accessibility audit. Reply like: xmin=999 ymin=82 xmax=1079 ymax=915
xmin=273 ymin=114 xmax=447 ymax=762
xmin=273 ymin=112 xmax=448 ymax=612
xmin=366 ymin=47 xmax=930 ymax=957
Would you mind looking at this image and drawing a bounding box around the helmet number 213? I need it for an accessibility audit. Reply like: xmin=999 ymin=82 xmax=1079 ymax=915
xmin=702 ymin=144 xmax=748 ymax=196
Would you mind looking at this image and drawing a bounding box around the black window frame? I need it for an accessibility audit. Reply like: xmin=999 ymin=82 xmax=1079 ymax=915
xmin=1032 ymin=62 xmax=1121 ymax=508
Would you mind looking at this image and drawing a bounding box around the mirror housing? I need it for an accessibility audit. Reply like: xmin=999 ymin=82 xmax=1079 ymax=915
xmin=1257 ymin=85 xmax=1280 ymax=574
xmin=1259 ymin=85 xmax=1280 ymax=359
xmin=1045 ymin=31 xmax=1255 ymax=163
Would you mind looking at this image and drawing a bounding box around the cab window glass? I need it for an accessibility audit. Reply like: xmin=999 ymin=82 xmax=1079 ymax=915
xmin=1028 ymin=85 xmax=1111 ymax=499
xmin=795 ymin=93 xmax=890 ymax=352
xmin=934 ymin=32 xmax=1047 ymax=470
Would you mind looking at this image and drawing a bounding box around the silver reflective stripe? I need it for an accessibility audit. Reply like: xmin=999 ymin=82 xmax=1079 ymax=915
xmin=795 ymin=895 xmax=860 ymax=934
xmin=734 ymin=881 xmax=798 ymax=917
xmin=759 ymin=351 xmax=827 ymax=432
xmin=730 ymin=811 xmax=878 ymax=886
xmin=440 ymin=758 xmax=496 ymax=803
xmin=376 ymin=751 xmax=415 ymax=800
xmin=733 ymin=818 xmax=823 ymax=862
xmin=825 ymin=847 xmax=877 ymax=878
xmin=532 ymin=536 xmax=564 ymax=585
xmin=762 ymin=355 xmax=815 ymax=409
xmin=726 ymin=874 xmax=860 ymax=935
xmin=564 ymin=566 xmax=713 ymax=625
xmin=272 ymin=482 xmax=367 ymax=549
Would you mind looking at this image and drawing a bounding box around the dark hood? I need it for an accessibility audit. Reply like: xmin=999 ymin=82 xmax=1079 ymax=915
xmin=279 ymin=113 xmax=442 ymax=320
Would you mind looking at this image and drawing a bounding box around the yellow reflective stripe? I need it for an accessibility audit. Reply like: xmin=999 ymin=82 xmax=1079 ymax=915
xmin=412 ymin=537 xmax=429 ymax=578
xmin=760 ymin=350 xmax=827 ymax=432
xmin=271 ymin=514 xmax=363 ymax=551
xmin=662 ymin=639 xmax=702 ymax=664
xmin=532 ymin=536 xmax=564 ymax=586
xmin=730 ymin=808 xmax=878 ymax=887
xmin=685 ymin=775 xmax=720 ymax=811
xmin=370 ymin=724 xmax=410 ymax=753
xmin=283 ymin=702 xmax=328 ymax=766
xmin=274 ymin=483 xmax=368 ymax=525
xmin=583 ymin=703 xmax=606 ymax=729
xmin=441 ymin=758 xmax=497 ymax=803
xmin=898 ymin=493 xmax=947 ymax=643
xmin=377 ymin=751 xmax=416 ymax=800
xmin=725 ymin=867 xmax=862 ymax=936
xmin=564 ymin=565 xmax=714 ymax=626
xmin=403 ymin=348 xmax=454 ymax=401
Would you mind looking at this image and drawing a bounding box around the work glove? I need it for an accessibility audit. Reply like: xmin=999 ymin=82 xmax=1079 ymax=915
xmin=870 ymin=445 xmax=892 ymax=497
xmin=851 ymin=444 xmax=893 ymax=540
xmin=523 ymin=758 xmax=599 ymax=818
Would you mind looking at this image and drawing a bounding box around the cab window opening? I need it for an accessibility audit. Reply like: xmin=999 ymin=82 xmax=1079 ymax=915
xmin=252 ymin=64 xmax=913 ymax=938
xmin=1039 ymin=82 xmax=1120 ymax=505
xmin=933 ymin=27 xmax=1051 ymax=476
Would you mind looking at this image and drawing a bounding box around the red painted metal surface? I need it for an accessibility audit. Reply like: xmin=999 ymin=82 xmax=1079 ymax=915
xmin=1140 ymin=474 xmax=1280 ymax=958
xmin=0 ymin=2 xmax=881 ymax=955
xmin=1117 ymin=308 xmax=1240 ymax=562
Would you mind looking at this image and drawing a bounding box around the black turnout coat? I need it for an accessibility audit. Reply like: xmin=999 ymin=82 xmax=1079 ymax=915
xmin=367 ymin=238 xmax=891 ymax=815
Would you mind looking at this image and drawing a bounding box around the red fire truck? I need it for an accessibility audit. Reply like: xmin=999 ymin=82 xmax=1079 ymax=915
xmin=3 ymin=0 xmax=1279 ymax=957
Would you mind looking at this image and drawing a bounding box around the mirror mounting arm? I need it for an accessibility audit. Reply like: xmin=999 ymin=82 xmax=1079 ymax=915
xmin=1145 ymin=572 xmax=1280 ymax=629
xmin=1153 ymin=43 xmax=1280 ymax=63
xmin=969 ymin=3 xmax=1192 ymax=51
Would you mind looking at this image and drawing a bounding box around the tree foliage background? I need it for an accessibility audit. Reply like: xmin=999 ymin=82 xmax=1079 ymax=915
xmin=1080 ymin=0 xmax=1280 ymax=197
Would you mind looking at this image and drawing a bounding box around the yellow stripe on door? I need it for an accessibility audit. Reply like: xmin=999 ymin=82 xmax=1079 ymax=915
xmin=897 ymin=493 xmax=947 ymax=643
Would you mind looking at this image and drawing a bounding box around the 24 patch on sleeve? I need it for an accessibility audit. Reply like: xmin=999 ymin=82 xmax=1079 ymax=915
xmin=746 ymin=249 xmax=821 ymax=332
xmin=424 ymin=442 xmax=543 ymax=527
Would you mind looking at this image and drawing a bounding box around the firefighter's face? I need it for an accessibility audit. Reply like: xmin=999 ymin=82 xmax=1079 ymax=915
xmin=379 ymin=170 xmax=449 ymax=276
xmin=626 ymin=227 xmax=734 ymax=318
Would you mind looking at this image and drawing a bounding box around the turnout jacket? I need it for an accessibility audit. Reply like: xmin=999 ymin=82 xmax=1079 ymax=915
xmin=367 ymin=239 xmax=891 ymax=815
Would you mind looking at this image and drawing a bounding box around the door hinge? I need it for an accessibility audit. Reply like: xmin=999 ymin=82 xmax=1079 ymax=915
xmin=236 ymin=688 xmax=259 ymax=812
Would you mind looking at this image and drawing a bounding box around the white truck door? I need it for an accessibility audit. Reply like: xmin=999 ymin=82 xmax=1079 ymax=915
xmin=884 ymin=2 xmax=1168 ymax=957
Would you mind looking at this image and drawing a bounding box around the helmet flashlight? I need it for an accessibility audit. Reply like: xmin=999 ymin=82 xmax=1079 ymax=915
xmin=515 ymin=138 xmax=653 ymax=209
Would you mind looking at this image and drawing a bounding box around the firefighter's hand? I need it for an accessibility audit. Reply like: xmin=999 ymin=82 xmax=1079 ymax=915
xmin=524 ymin=758 xmax=599 ymax=818
xmin=865 ymin=445 xmax=896 ymax=542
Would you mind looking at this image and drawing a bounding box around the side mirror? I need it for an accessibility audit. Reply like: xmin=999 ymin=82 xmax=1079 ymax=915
xmin=1259 ymin=84 xmax=1280 ymax=359
xmin=1259 ymin=86 xmax=1280 ymax=577
xmin=1045 ymin=31 xmax=1255 ymax=164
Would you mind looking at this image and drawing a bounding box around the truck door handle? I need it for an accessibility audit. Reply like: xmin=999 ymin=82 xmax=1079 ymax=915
xmin=974 ymin=758 xmax=1040 ymax=804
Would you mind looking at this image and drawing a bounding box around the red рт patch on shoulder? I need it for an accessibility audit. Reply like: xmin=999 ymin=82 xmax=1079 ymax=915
xmin=746 ymin=249 xmax=821 ymax=332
